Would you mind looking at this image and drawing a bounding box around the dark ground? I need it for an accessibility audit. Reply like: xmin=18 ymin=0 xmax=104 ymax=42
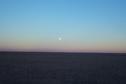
xmin=0 ymin=52 xmax=126 ymax=84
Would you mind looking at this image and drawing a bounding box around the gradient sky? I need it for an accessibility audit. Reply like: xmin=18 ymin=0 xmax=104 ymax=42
xmin=0 ymin=0 xmax=126 ymax=52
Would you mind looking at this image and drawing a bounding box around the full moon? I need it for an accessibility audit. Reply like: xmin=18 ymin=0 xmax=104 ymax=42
xmin=58 ymin=37 xmax=62 ymax=41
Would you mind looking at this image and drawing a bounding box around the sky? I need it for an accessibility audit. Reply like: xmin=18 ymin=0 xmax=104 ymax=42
xmin=0 ymin=0 xmax=126 ymax=53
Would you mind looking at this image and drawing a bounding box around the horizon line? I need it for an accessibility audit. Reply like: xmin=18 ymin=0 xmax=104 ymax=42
xmin=0 ymin=51 xmax=126 ymax=54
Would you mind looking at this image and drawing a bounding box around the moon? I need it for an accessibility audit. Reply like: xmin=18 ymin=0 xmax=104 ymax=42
xmin=58 ymin=37 xmax=62 ymax=41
